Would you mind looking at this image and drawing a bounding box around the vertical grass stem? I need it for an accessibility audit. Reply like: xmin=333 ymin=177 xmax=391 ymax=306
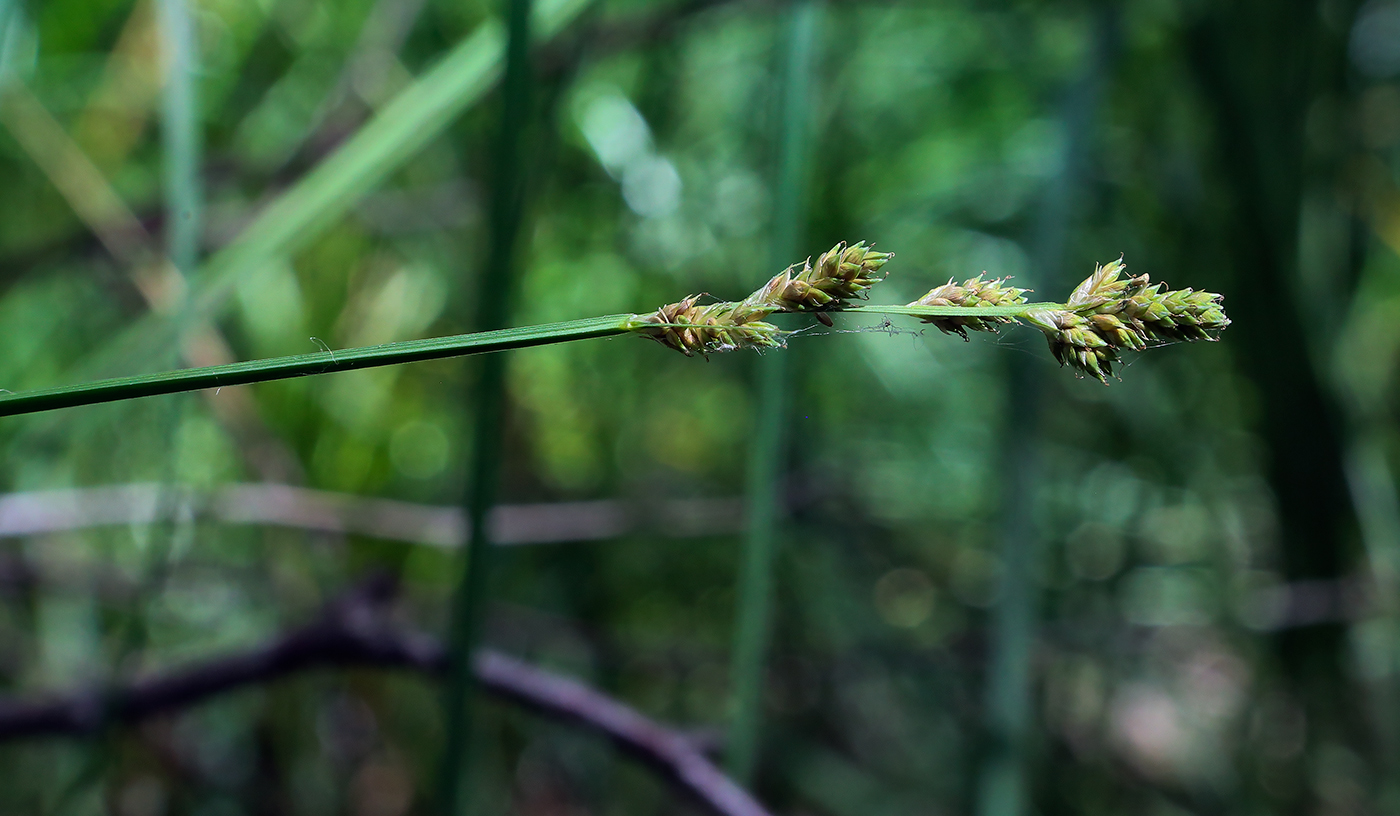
xmin=439 ymin=0 xmax=533 ymax=812
xmin=974 ymin=11 xmax=1113 ymax=815
xmin=156 ymin=0 xmax=200 ymax=275
xmin=727 ymin=0 xmax=820 ymax=785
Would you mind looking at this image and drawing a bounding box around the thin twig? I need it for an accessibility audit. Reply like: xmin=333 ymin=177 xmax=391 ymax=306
xmin=0 ymin=582 xmax=772 ymax=816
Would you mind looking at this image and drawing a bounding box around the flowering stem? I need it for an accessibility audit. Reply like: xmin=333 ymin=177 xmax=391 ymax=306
xmin=0 ymin=251 xmax=1231 ymax=419
xmin=0 ymin=315 xmax=633 ymax=418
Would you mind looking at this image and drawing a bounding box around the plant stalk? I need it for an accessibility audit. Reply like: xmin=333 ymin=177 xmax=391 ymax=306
xmin=727 ymin=0 xmax=820 ymax=785
xmin=0 ymin=316 xmax=631 ymax=418
xmin=975 ymin=11 xmax=1113 ymax=816
xmin=0 ymin=276 xmax=1223 ymax=421
xmin=438 ymin=0 xmax=535 ymax=811
xmin=156 ymin=0 xmax=201 ymax=276
xmin=0 ymin=300 xmax=1102 ymax=420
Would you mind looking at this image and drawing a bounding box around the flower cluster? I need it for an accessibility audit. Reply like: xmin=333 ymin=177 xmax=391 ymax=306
xmin=632 ymin=242 xmax=891 ymax=357
xmin=629 ymin=295 xmax=785 ymax=357
xmin=1024 ymin=258 xmax=1230 ymax=383
xmin=632 ymin=248 xmax=1228 ymax=375
xmin=907 ymin=275 xmax=1029 ymax=339
xmin=734 ymin=240 xmax=892 ymax=319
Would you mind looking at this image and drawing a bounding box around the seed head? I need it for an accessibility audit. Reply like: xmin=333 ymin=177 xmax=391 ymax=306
xmin=738 ymin=241 xmax=893 ymax=319
xmin=633 ymin=241 xmax=893 ymax=357
xmin=907 ymin=275 xmax=1029 ymax=340
xmin=1066 ymin=256 xmax=1138 ymax=309
xmin=1024 ymin=308 xmax=1120 ymax=382
xmin=1028 ymin=258 xmax=1230 ymax=383
xmin=804 ymin=241 xmax=893 ymax=302
xmin=632 ymin=295 xmax=786 ymax=357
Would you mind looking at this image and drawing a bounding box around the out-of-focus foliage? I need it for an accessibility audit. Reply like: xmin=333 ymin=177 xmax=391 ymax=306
xmin=0 ymin=0 xmax=1393 ymax=813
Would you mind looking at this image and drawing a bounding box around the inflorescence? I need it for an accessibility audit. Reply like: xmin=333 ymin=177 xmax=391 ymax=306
xmin=908 ymin=275 xmax=1029 ymax=339
xmin=629 ymin=246 xmax=1229 ymax=382
xmin=630 ymin=241 xmax=892 ymax=357
xmin=1020 ymin=258 xmax=1230 ymax=383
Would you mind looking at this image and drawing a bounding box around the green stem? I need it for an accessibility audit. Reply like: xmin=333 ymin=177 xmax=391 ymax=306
xmin=439 ymin=0 xmax=535 ymax=811
xmin=0 ymin=315 xmax=632 ymax=418
xmin=975 ymin=13 xmax=1112 ymax=816
xmin=843 ymin=302 xmax=1064 ymax=319
xmin=47 ymin=6 xmax=205 ymax=810
xmin=0 ymin=300 xmax=1078 ymax=420
xmin=156 ymin=0 xmax=201 ymax=275
xmin=727 ymin=0 xmax=820 ymax=785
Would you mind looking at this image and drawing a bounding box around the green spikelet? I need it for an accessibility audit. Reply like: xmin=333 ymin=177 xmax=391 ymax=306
xmin=632 ymin=295 xmax=786 ymax=357
xmin=736 ymin=241 xmax=892 ymax=320
xmin=801 ymin=241 xmax=893 ymax=303
xmin=635 ymin=242 xmax=892 ymax=357
xmin=907 ymin=275 xmax=1029 ymax=339
xmin=1026 ymin=257 xmax=1230 ymax=383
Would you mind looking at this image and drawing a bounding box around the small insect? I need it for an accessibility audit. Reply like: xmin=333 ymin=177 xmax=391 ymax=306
xmin=816 ymin=312 xmax=834 ymax=327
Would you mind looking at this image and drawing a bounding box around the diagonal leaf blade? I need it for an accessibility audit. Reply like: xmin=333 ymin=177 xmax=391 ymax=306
xmin=0 ymin=315 xmax=632 ymax=418
xmin=63 ymin=0 xmax=591 ymax=385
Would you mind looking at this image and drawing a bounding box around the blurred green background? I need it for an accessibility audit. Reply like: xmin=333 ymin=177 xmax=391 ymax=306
xmin=0 ymin=0 xmax=1395 ymax=813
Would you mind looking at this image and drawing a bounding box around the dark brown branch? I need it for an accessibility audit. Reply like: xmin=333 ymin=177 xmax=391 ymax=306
xmin=477 ymin=652 xmax=767 ymax=816
xmin=0 ymin=581 xmax=771 ymax=816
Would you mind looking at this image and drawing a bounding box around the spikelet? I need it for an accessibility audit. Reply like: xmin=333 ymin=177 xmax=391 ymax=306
xmin=907 ymin=275 xmax=1029 ymax=340
xmin=1026 ymin=257 xmax=1230 ymax=383
xmin=736 ymin=241 xmax=892 ymax=319
xmin=801 ymin=241 xmax=893 ymax=303
xmin=631 ymin=295 xmax=786 ymax=357
xmin=633 ymin=242 xmax=892 ymax=357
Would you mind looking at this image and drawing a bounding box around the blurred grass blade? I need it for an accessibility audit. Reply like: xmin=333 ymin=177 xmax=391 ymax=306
xmin=64 ymin=0 xmax=590 ymax=381
xmin=975 ymin=12 xmax=1113 ymax=816
xmin=156 ymin=0 xmax=201 ymax=275
xmin=73 ymin=0 xmax=164 ymax=170
xmin=439 ymin=0 xmax=536 ymax=809
xmin=0 ymin=82 xmax=196 ymax=314
xmin=727 ymin=0 xmax=821 ymax=785
xmin=0 ymin=0 xmax=25 ymax=83
xmin=0 ymin=315 xmax=632 ymax=418
xmin=0 ymin=83 xmax=152 ymax=265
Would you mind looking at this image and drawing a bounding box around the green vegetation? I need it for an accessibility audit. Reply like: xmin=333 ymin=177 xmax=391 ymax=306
xmin=0 ymin=0 xmax=1387 ymax=814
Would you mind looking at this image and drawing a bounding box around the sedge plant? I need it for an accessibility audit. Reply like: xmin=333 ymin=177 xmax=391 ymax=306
xmin=0 ymin=242 xmax=1229 ymax=418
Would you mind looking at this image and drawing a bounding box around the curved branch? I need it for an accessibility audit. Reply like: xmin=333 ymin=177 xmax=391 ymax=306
xmin=0 ymin=585 xmax=771 ymax=816
xmin=476 ymin=652 xmax=767 ymax=816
